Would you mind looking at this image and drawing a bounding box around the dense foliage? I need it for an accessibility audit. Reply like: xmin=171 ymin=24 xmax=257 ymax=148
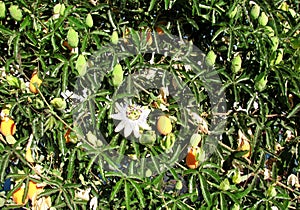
xmin=0 ymin=0 xmax=299 ymax=209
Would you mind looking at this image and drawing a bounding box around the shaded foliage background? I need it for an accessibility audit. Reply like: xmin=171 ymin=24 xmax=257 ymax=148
xmin=0 ymin=0 xmax=299 ymax=209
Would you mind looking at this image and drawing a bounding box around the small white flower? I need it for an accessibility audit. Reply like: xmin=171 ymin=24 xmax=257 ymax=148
xmin=287 ymin=174 xmax=299 ymax=187
xmin=111 ymin=102 xmax=151 ymax=138
xmin=75 ymin=187 xmax=91 ymax=201
xmin=90 ymin=196 xmax=98 ymax=210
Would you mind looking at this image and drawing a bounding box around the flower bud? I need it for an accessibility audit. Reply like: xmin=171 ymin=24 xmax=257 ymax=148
xmin=0 ymin=2 xmax=6 ymax=18
xmin=231 ymin=55 xmax=242 ymax=73
xmin=67 ymin=28 xmax=79 ymax=48
xmin=258 ymin=12 xmax=268 ymax=26
xmin=111 ymin=31 xmax=118 ymax=45
xmin=205 ymin=50 xmax=217 ymax=67
xmin=86 ymin=14 xmax=93 ymax=28
xmin=9 ymin=5 xmax=22 ymax=21
xmin=160 ymin=133 xmax=176 ymax=151
xmin=112 ymin=63 xmax=123 ymax=87
xmin=51 ymin=98 xmax=67 ymax=111
xmin=250 ymin=4 xmax=260 ymax=19
xmin=175 ymin=180 xmax=183 ymax=190
xmin=139 ymin=130 xmax=156 ymax=145
xmin=75 ymin=54 xmax=87 ymax=76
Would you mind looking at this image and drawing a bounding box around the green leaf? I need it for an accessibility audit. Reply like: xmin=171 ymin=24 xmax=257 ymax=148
xmin=67 ymin=148 xmax=77 ymax=180
xmin=199 ymin=174 xmax=212 ymax=206
xmin=110 ymin=179 xmax=124 ymax=201
xmin=148 ymin=0 xmax=156 ymax=12
xmin=129 ymin=180 xmax=146 ymax=208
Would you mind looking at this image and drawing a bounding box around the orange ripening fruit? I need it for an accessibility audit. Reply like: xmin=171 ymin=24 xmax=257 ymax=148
xmin=27 ymin=181 xmax=43 ymax=200
xmin=12 ymin=187 xmax=28 ymax=205
xmin=157 ymin=115 xmax=172 ymax=135
xmin=64 ymin=128 xmax=71 ymax=143
xmin=0 ymin=117 xmax=16 ymax=136
xmin=186 ymin=147 xmax=200 ymax=169
xmin=29 ymin=73 xmax=42 ymax=94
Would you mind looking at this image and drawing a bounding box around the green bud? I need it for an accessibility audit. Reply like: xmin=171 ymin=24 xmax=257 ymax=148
xmin=53 ymin=3 xmax=65 ymax=15
xmin=255 ymin=72 xmax=268 ymax=92
xmin=229 ymin=6 xmax=238 ymax=19
xmin=266 ymin=185 xmax=277 ymax=197
xmin=0 ymin=2 xmax=6 ymax=18
xmin=232 ymin=169 xmax=241 ymax=184
xmin=270 ymin=36 xmax=279 ymax=52
xmin=175 ymin=180 xmax=183 ymax=190
xmin=250 ymin=4 xmax=260 ymax=19
xmin=275 ymin=49 xmax=283 ymax=65
xmin=219 ymin=178 xmax=230 ymax=191
xmin=9 ymin=5 xmax=22 ymax=21
xmin=86 ymin=14 xmax=93 ymax=28
xmin=50 ymin=98 xmax=67 ymax=111
xmin=231 ymin=55 xmax=242 ymax=73
xmin=112 ymin=63 xmax=123 ymax=87
xmin=6 ymin=75 xmax=19 ymax=87
xmin=145 ymin=169 xmax=152 ymax=177
xmin=258 ymin=12 xmax=268 ymax=26
xmin=190 ymin=133 xmax=201 ymax=147
xmin=75 ymin=54 xmax=87 ymax=76
xmin=67 ymin=28 xmax=79 ymax=48
xmin=205 ymin=50 xmax=217 ymax=67
xmin=111 ymin=31 xmax=118 ymax=45
xmin=34 ymin=98 xmax=44 ymax=109
xmin=160 ymin=133 xmax=176 ymax=151
xmin=139 ymin=130 xmax=156 ymax=145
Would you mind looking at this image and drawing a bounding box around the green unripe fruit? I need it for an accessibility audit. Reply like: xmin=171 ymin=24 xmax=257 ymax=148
xmin=9 ymin=5 xmax=22 ymax=21
xmin=75 ymin=54 xmax=87 ymax=76
xmin=250 ymin=4 xmax=260 ymax=19
xmin=270 ymin=36 xmax=279 ymax=52
xmin=258 ymin=12 xmax=268 ymax=26
xmin=67 ymin=28 xmax=79 ymax=48
xmin=112 ymin=63 xmax=123 ymax=87
xmin=190 ymin=133 xmax=201 ymax=147
xmin=205 ymin=50 xmax=217 ymax=67
xmin=0 ymin=2 xmax=6 ymax=18
xmin=111 ymin=31 xmax=118 ymax=45
xmin=51 ymin=98 xmax=67 ymax=110
xmin=175 ymin=180 xmax=183 ymax=190
xmin=86 ymin=14 xmax=93 ymax=28
xmin=139 ymin=130 xmax=156 ymax=145
xmin=231 ymin=55 xmax=242 ymax=73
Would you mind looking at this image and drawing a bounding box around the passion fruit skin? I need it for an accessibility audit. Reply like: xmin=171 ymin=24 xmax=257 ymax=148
xmin=156 ymin=115 xmax=172 ymax=135
xmin=0 ymin=117 xmax=16 ymax=136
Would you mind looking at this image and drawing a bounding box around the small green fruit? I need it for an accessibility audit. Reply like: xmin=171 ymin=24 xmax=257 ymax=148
xmin=258 ymin=12 xmax=268 ymax=26
xmin=9 ymin=5 xmax=22 ymax=21
xmin=190 ymin=133 xmax=201 ymax=147
xmin=67 ymin=28 xmax=79 ymax=48
xmin=250 ymin=4 xmax=260 ymax=19
xmin=111 ymin=31 xmax=118 ymax=45
xmin=112 ymin=63 xmax=123 ymax=87
xmin=75 ymin=54 xmax=87 ymax=76
xmin=86 ymin=14 xmax=93 ymax=28
xmin=0 ymin=2 xmax=6 ymax=18
xmin=53 ymin=3 xmax=65 ymax=15
xmin=231 ymin=55 xmax=242 ymax=73
xmin=51 ymin=98 xmax=67 ymax=111
xmin=139 ymin=130 xmax=156 ymax=145
xmin=205 ymin=50 xmax=217 ymax=67
xmin=175 ymin=180 xmax=183 ymax=190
